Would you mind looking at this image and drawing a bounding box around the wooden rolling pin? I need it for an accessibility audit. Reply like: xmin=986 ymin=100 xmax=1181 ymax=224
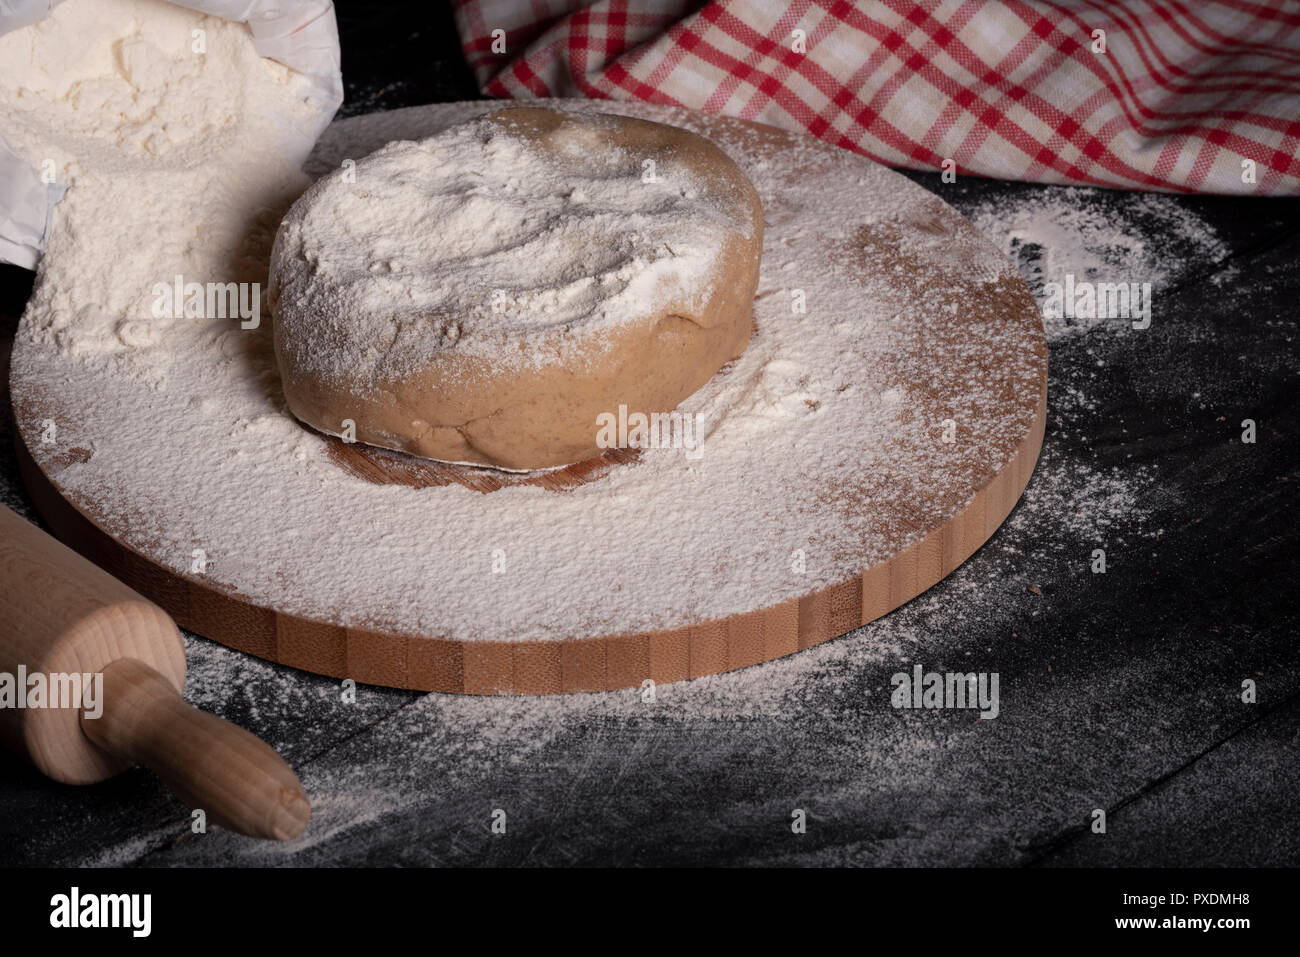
xmin=0 ymin=504 xmax=309 ymax=840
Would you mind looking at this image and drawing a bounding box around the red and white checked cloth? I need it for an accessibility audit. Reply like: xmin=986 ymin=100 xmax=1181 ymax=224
xmin=453 ymin=0 xmax=1300 ymax=195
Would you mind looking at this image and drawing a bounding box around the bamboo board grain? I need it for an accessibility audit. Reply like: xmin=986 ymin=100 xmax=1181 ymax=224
xmin=9 ymin=101 xmax=1048 ymax=695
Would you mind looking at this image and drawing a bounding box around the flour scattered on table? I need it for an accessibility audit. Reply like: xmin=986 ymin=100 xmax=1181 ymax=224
xmin=965 ymin=188 xmax=1228 ymax=339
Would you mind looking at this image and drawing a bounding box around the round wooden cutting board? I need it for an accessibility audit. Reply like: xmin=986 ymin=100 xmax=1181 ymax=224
xmin=10 ymin=100 xmax=1047 ymax=695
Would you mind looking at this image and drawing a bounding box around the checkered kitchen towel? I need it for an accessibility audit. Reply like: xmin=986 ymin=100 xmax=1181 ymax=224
xmin=453 ymin=0 xmax=1300 ymax=195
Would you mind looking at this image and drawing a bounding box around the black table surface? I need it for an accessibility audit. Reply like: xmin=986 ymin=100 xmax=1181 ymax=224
xmin=0 ymin=3 xmax=1296 ymax=867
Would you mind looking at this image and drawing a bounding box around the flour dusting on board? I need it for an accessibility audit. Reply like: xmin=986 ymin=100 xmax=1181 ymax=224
xmin=7 ymin=7 xmax=1047 ymax=647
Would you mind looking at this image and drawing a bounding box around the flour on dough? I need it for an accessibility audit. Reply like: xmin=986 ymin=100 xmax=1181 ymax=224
xmin=269 ymin=107 xmax=764 ymax=470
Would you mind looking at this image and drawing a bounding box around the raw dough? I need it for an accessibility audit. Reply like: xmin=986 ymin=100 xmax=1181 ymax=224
xmin=269 ymin=106 xmax=764 ymax=470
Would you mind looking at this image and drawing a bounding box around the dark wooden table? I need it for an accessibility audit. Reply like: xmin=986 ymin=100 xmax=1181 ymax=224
xmin=1 ymin=2 xmax=1295 ymax=867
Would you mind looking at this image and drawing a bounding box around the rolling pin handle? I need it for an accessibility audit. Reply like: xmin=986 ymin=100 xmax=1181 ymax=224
xmin=80 ymin=658 xmax=310 ymax=841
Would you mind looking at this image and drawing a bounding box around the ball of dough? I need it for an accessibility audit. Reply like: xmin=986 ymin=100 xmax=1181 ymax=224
xmin=269 ymin=107 xmax=763 ymax=470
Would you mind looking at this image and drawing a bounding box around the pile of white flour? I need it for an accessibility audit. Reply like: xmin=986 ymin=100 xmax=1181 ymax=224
xmin=1 ymin=0 xmax=322 ymax=379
